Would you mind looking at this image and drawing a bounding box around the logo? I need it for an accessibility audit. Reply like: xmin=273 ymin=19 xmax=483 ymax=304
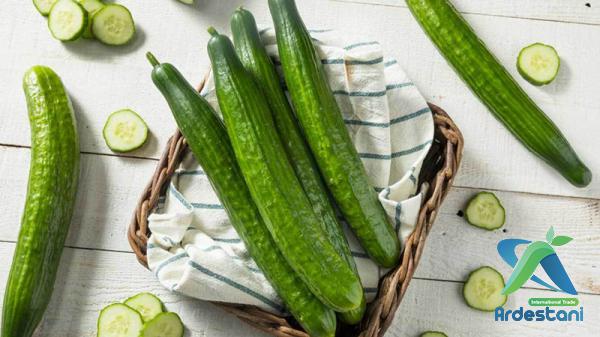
xmin=497 ymin=226 xmax=576 ymax=295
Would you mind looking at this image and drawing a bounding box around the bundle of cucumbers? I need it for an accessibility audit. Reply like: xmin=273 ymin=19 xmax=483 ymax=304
xmin=149 ymin=0 xmax=400 ymax=335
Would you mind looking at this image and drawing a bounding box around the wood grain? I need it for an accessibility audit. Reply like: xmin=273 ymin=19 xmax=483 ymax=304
xmin=0 ymin=0 xmax=598 ymax=199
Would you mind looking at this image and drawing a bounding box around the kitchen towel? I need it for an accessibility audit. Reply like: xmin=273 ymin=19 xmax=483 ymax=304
xmin=146 ymin=28 xmax=434 ymax=313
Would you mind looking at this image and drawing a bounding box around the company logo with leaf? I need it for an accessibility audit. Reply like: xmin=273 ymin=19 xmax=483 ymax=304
xmin=497 ymin=227 xmax=576 ymax=295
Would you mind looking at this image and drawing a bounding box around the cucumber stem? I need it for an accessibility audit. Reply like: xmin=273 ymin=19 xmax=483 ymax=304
xmin=207 ymin=26 xmax=219 ymax=37
xmin=146 ymin=52 xmax=160 ymax=67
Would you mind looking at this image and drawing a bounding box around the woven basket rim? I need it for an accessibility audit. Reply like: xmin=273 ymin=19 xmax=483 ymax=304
xmin=127 ymin=81 xmax=463 ymax=336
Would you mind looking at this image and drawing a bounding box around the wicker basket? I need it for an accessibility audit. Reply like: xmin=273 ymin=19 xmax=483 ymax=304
xmin=128 ymin=80 xmax=463 ymax=336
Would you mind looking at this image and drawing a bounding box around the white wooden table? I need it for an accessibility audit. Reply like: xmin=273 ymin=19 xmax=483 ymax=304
xmin=1 ymin=1 xmax=599 ymax=336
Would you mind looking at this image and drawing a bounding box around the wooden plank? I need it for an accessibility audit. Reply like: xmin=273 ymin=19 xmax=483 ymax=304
xmin=335 ymin=0 xmax=600 ymax=26
xmin=0 ymin=243 xmax=268 ymax=337
xmin=1 ymin=145 xmax=598 ymax=294
xmin=389 ymin=278 xmax=599 ymax=337
xmin=0 ymin=146 xmax=155 ymax=252
xmin=1 ymin=0 xmax=598 ymax=199
xmin=414 ymin=187 xmax=600 ymax=295
xmin=0 ymin=242 xmax=595 ymax=336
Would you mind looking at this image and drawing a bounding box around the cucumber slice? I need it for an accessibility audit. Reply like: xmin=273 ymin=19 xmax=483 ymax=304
xmin=33 ymin=0 xmax=59 ymax=16
xmin=517 ymin=43 xmax=560 ymax=86
xmin=48 ymin=0 xmax=88 ymax=41
xmin=463 ymin=266 xmax=508 ymax=311
xmin=177 ymin=0 xmax=195 ymax=4
xmin=465 ymin=192 xmax=505 ymax=230
xmin=124 ymin=293 xmax=163 ymax=322
xmin=139 ymin=312 xmax=184 ymax=337
xmin=97 ymin=303 xmax=144 ymax=337
xmin=92 ymin=4 xmax=135 ymax=45
xmin=103 ymin=109 xmax=148 ymax=153
xmin=421 ymin=332 xmax=448 ymax=337
xmin=78 ymin=0 xmax=105 ymax=39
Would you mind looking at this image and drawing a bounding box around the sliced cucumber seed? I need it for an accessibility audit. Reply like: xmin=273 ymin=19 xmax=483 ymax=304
xmin=34 ymin=0 xmax=59 ymax=16
xmin=103 ymin=109 xmax=148 ymax=153
xmin=124 ymin=292 xmax=164 ymax=322
xmin=463 ymin=266 xmax=507 ymax=312
xmin=48 ymin=0 xmax=88 ymax=41
xmin=517 ymin=43 xmax=560 ymax=86
xmin=92 ymin=4 xmax=135 ymax=45
xmin=97 ymin=303 xmax=144 ymax=337
xmin=465 ymin=192 xmax=505 ymax=230
xmin=139 ymin=312 xmax=184 ymax=337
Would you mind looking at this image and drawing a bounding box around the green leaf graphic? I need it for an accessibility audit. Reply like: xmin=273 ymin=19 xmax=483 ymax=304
xmin=546 ymin=226 xmax=555 ymax=243
xmin=551 ymin=236 xmax=573 ymax=246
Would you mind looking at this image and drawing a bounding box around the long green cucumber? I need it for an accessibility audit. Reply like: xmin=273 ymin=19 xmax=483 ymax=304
xmin=206 ymin=28 xmax=363 ymax=312
xmin=406 ymin=0 xmax=591 ymax=187
xmin=230 ymin=7 xmax=366 ymax=323
xmin=146 ymin=53 xmax=336 ymax=337
xmin=268 ymin=0 xmax=400 ymax=268
xmin=2 ymin=66 xmax=80 ymax=337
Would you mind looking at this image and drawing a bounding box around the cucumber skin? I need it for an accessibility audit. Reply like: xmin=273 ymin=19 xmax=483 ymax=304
xmin=207 ymin=31 xmax=363 ymax=312
xmin=517 ymin=43 xmax=560 ymax=86
xmin=268 ymin=0 xmax=400 ymax=268
xmin=149 ymin=59 xmax=336 ymax=337
xmin=230 ymin=8 xmax=366 ymax=323
xmin=2 ymin=66 xmax=80 ymax=337
xmin=406 ymin=0 xmax=591 ymax=187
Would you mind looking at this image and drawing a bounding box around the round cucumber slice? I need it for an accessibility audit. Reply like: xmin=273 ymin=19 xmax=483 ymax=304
xmin=517 ymin=43 xmax=560 ymax=86
xmin=78 ymin=0 xmax=105 ymax=39
xmin=124 ymin=292 xmax=164 ymax=322
xmin=97 ymin=303 xmax=144 ymax=337
xmin=421 ymin=332 xmax=448 ymax=337
xmin=103 ymin=109 xmax=148 ymax=153
xmin=177 ymin=0 xmax=195 ymax=4
xmin=463 ymin=266 xmax=507 ymax=312
xmin=34 ymin=0 xmax=59 ymax=16
xmin=48 ymin=0 xmax=88 ymax=41
xmin=465 ymin=192 xmax=505 ymax=230
xmin=139 ymin=312 xmax=184 ymax=337
xmin=91 ymin=4 xmax=135 ymax=45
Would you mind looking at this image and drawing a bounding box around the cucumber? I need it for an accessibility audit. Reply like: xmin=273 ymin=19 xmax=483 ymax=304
xmin=2 ymin=66 xmax=80 ymax=337
xmin=177 ymin=0 xmax=195 ymax=4
xmin=78 ymin=0 xmax=105 ymax=39
xmin=91 ymin=4 xmax=135 ymax=45
xmin=33 ymin=0 xmax=58 ymax=16
xmin=97 ymin=303 xmax=143 ymax=337
xmin=421 ymin=332 xmax=448 ymax=337
xmin=139 ymin=312 xmax=184 ymax=337
xmin=463 ymin=266 xmax=508 ymax=311
xmin=230 ymin=7 xmax=365 ymax=323
xmin=48 ymin=0 xmax=88 ymax=41
xmin=268 ymin=0 xmax=400 ymax=268
xmin=465 ymin=192 xmax=505 ymax=230
xmin=124 ymin=293 xmax=163 ymax=322
xmin=147 ymin=53 xmax=337 ymax=337
xmin=207 ymin=28 xmax=362 ymax=312
xmin=406 ymin=0 xmax=591 ymax=187
xmin=102 ymin=109 xmax=148 ymax=153
xmin=517 ymin=43 xmax=560 ymax=86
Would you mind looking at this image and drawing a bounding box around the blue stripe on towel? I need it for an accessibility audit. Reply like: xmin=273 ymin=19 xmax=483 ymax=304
xmin=344 ymin=107 xmax=430 ymax=128
xmin=176 ymin=169 xmax=206 ymax=176
xmin=191 ymin=202 xmax=224 ymax=210
xmin=394 ymin=203 xmax=402 ymax=232
xmin=155 ymin=252 xmax=189 ymax=276
xmin=345 ymin=57 xmax=384 ymax=65
xmin=358 ymin=140 xmax=432 ymax=160
xmin=188 ymin=261 xmax=284 ymax=312
xmin=213 ymin=238 xmax=242 ymax=243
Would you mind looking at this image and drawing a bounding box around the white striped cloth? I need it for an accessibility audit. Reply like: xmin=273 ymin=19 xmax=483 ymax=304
xmin=146 ymin=28 xmax=434 ymax=313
